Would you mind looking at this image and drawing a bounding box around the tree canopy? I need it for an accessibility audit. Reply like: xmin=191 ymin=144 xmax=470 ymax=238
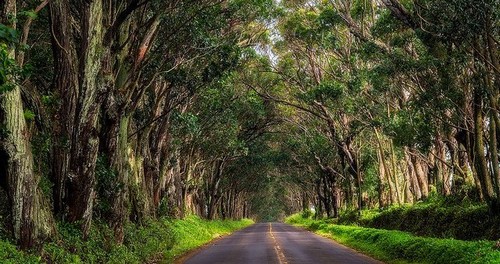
xmin=0 ymin=0 xmax=498 ymax=251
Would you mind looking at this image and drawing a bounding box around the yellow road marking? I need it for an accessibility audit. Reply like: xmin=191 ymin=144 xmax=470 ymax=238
xmin=269 ymin=223 xmax=288 ymax=264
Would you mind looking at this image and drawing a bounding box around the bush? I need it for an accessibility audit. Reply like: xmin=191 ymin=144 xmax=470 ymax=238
xmin=0 ymin=216 xmax=253 ymax=263
xmin=336 ymin=201 xmax=500 ymax=240
xmin=286 ymin=214 xmax=500 ymax=264
xmin=300 ymin=209 xmax=313 ymax=218
xmin=0 ymin=240 xmax=41 ymax=263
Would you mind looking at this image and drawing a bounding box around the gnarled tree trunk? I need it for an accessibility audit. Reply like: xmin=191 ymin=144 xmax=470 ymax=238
xmin=1 ymin=0 xmax=55 ymax=249
xmin=50 ymin=0 xmax=105 ymax=237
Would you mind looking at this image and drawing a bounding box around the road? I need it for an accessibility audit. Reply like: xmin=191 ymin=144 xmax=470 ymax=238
xmin=182 ymin=222 xmax=383 ymax=264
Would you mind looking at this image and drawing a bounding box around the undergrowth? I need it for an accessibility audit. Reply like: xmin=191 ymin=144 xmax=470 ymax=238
xmin=286 ymin=214 xmax=500 ymax=264
xmin=0 ymin=216 xmax=253 ymax=263
xmin=335 ymin=199 xmax=500 ymax=240
xmin=165 ymin=216 xmax=253 ymax=262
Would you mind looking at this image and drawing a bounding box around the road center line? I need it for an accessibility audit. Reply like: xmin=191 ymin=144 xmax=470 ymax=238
xmin=269 ymin=223 xmax=288 ymax=264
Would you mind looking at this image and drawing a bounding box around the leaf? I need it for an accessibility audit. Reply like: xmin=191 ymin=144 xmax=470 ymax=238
xmin=24 ymin=109 xmax=36 ymax=121
xmin=0 ymin=24 xmax=19 ymax=44
xmin=19 ymin=10 xmax=38 ymax=20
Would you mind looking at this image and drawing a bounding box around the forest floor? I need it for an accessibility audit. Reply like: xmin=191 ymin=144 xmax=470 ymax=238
xmin=0 ymin=216 xmax=253 ymax=263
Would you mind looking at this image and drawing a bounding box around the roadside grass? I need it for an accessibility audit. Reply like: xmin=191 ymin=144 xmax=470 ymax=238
xmin=0 ymin=216 xmax=253 ymax=264
xmin=165 ymin=216 xmax=254 ymax=262
xmin=286 ymin=214 xmax=500 ymax=264
xmin=335 ymin=198 xmax=500 ymax=241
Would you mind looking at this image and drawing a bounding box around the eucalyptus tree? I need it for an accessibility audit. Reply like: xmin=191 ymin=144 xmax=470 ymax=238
xmin=0 ymin=0 xmax=55 ymax=248
xmin=370 ymin=0 xmax=500 ymax=211
xmin=251 ymin=0 xmax=500 ymax=216
xmin=46 ymin=0 xmax=278 ymax=241
xmin=253 ymin=1 xmax=370 ymax=212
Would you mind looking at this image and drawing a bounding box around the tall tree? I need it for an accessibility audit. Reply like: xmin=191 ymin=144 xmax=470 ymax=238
xmin=0 ymin=0 xmax=55 ymax=248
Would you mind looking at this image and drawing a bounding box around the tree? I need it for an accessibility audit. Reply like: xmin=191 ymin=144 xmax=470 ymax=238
xmin=0 ymin=0 xmax=55 ymax=248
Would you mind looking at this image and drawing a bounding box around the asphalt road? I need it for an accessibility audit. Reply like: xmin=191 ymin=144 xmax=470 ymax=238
xmin=182 ymin=222 xmax=383 ymax=264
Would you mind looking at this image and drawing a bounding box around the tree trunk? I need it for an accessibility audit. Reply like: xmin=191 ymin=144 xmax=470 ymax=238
xmin=0 ymin=85 xmax=56 ymax=249
xmin=404 ymin=147 xmax=420 ymax=201
xmin=105 ymin=114 xmax=131 ymax=243
xmin=413 ymin=154 xmax=429 ymax=199
xmin=207 ymin=160 xmax=224 ymax=220
xmin=1 ymin=0 xmax=55 ymax=249
xmin=490 ymin=114 xmax=500 ymax=197
xmin=473 ymin=82 xmax=498 ymax=212
xmin=374 ymin=129 xmax=396 ymax=204
xmin=389 ymin=140 xmax=402 ymax=204
xmin=50 ymin=0 xmax=105 ymax=238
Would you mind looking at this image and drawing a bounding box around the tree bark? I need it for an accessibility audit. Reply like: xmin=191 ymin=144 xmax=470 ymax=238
xmin=412 ymin=150 xmax=429 ymax=199
xmin=1 ymin=0 xmax=55 ymax=248
xmin=49 ymin=0 xmax=105 ymax=237
xmin=473 ymin=80 xmax=498 ymax=212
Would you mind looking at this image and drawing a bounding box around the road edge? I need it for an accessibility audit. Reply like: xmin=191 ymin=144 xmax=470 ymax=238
xmin=285 ymin=223 xmax=385 ymax=264
xmin=173 ymin=223 xmax=255 ymax=264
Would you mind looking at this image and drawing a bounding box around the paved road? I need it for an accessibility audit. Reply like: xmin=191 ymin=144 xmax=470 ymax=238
xmin=182 ymin=222 xmax=383 ymax=264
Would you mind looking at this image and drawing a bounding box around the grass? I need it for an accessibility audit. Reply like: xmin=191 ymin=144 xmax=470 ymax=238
xmin=165 ymin=216 xmax=254 ymax=262
xmin=286 ymin=214 xmax=500 ymax=264
xmin=334 ymin=200 xmax=500 ymax=241
xmin=0 ymin=216 xmax=253 ymax=264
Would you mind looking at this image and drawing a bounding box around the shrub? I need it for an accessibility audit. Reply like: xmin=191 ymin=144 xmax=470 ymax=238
xmin=0 ymin=240 xmax=41 ymax=263
xmin=337 ymin=201 xmax=500 ymax=240
xmin=286 ymin=214 xmax=500 ymax=264
xmin=0 ymin=214 xmax=253 ymax=263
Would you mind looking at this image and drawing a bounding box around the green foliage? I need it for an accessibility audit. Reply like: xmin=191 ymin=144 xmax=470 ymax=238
xmin=299 ymin=80 xmax=344 ymax=103
xmin=23 ymin=109 xmax=36 ymax=121
xmin=287 ymin=214 xmax=500 ymax=264
xmin=0 ymin=217 xmax=251 ymax=263
xmin=0 ymin=24 xmax=18 ymax=45
xmin=334 ymin=200 xmax=500 ymax=241
xmin=18 ymin=10 xmax=38 ymax=20
xmin=318 ymin=7 xmax=342 ymax=28
xmin=250 ymin=180 xmax=288 ymax=221
xmin=94 ymin=156 xmax=118 ymax=217
xmin=172 ymin=111 xmax=200 ymax=138
xmin=281 ymin=7 xmax=337 ymax=47
xmin=164 ymin=216 xmax=253 ymax=262
xmin=0 ymin=25 xmax=19 ymax=93
xmin=417 ymin=0 xmax=499 ymax=44
xmin=41 ymin=220 xmax=173 ymax=264
xmin=300 ymin=209 xmax=313 ymax=218
xmin=371 ymin=10 xmax=406 ymax=39
xmin=384 ymin=109 xmax=434 ymax=149
xmin=229 ymin=0 xmax=277 ymax=20
xmin=0 ymin=240 xmax=41 ymax=263
xmin=0 ymin=44 xmax=16 ymax=93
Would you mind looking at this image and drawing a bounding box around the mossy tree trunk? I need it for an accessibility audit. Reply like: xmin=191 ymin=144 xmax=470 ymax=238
xmin=473 ymin=68 xmax=498 ymax=213
xmin=0 ymin=0 xmax=55 ymax=249
xmin=206 ymin=159 xmax=224 ymax=220
xmin=49 ymin=0 xmax=105 ymax=237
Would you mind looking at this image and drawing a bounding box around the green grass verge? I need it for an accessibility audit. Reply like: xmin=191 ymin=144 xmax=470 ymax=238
xmin=0 ymin=216 xmax=253 ymax=264
xmin=335 ymin=201 xmax=500 ymax=241
xmin=286 ymin=214 xmax=500 ymax=264
xmin=165 ymin=216 xmax=254 ymax=262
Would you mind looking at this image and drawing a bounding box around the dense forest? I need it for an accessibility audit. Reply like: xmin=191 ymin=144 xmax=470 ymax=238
xmin=0 ymin=0 xmax=499 ymax=260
